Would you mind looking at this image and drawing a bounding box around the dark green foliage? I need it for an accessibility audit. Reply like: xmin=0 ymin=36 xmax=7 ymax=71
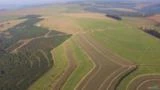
xmin=0 ymin=51 xmax=51 ymax=90
xmin=20 ymin=35 xmax=71 ymax=52
xmin=144 ymin=30 xmax=160 ymax=39
xmin=106 ymin=14 xmax=122 ymax=20
xmin=115 ymin=67 xmax=138 ymax=90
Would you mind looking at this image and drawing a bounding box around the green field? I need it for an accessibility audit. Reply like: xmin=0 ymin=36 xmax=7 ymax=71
xmin=75 ymin=17 xmax=160 ymax=89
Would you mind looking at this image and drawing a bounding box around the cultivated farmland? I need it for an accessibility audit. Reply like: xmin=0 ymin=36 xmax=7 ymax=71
xmin=27 ymin=11 xmax=160 ymax=90
xmin=0 ymin=1 xmax=160 ymax=90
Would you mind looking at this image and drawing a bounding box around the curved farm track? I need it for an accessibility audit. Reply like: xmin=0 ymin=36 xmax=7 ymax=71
xmin=74 ymin=34 xmax=136 ymax=90
xmin=127 ymin=74 xmax=160 ymax=90
xmin=52 ymin=41 xmax=77 ymax=90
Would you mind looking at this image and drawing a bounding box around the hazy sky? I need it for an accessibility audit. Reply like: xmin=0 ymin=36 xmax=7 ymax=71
xmin=0 ymin=0 xmax=73 ymax=5
xmin=0 ymin=0 xmax=159 ymax=6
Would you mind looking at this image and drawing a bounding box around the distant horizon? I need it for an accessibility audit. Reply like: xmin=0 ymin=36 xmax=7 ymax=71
xmin=0 ymin=0 xmax=75 ymax=9
xmin=0 ymin=0 xmax=159 ymax=5
xmin=0 ymin=0 xmax=160 ymax=9
xmin=0 ymin=0 xmax=76 ymax=8
xmin=0 ymin=0 xmax=73 ymax=5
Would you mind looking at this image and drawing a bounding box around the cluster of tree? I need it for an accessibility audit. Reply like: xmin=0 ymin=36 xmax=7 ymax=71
xmin=145 ymin=30 xmax=160 ymax=39
xmin=106 ymin=14 xmax=122 ymax=20
xmin=140 ymin=26 xmax=160 ymax=39
xmin=0 ymin=49 xmax=53 ymax=90
xmin=0 ymin=33 xmax=71 ymax=90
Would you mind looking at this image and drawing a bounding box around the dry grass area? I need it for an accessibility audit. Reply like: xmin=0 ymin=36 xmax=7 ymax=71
xmin=0 ymin=4 xmax=79 ymax=17
xmin=0 ymin=19 xmax=26 ymax=32
xmin=105 ymin=8 xmax=137 ymax=12
xmin=63 ymin=12 xmax=115 ymax=21
xmin=0 ymin=7 xmax=56 ymax=16
xmin=37 ymin=12 xmax=116 ymax=35
xmin=148 ymin=14 xmax=160 ymax=23
xmin=38 ymin=15 xmax=82 ymax=34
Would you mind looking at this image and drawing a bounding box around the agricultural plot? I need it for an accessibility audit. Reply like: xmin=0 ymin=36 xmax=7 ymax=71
xmin=28 ymin=11 xmax=160 ymax=90
xmin=75 ymin=16 xmax=160 ymax=90
xmin=74 ymin=34 xmax=135 ymax=90
xmin=1 ymin=2 xmax=160 ymax=90
xmin=52 ymin=40 xmax=77 ymax=90
xmin=29 ymin=13 xmax=134 ymax=90
xmin=61 ymin=38 xmax=93 ymax=90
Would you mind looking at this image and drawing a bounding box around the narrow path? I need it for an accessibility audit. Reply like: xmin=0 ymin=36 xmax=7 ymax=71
xmin=10 ymin=31 xmax=68 ymax=53
xmin=11 ymin=39 xmax=33 ymax=53
xmin=44 ymin=30 xmax=52 ymax=38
